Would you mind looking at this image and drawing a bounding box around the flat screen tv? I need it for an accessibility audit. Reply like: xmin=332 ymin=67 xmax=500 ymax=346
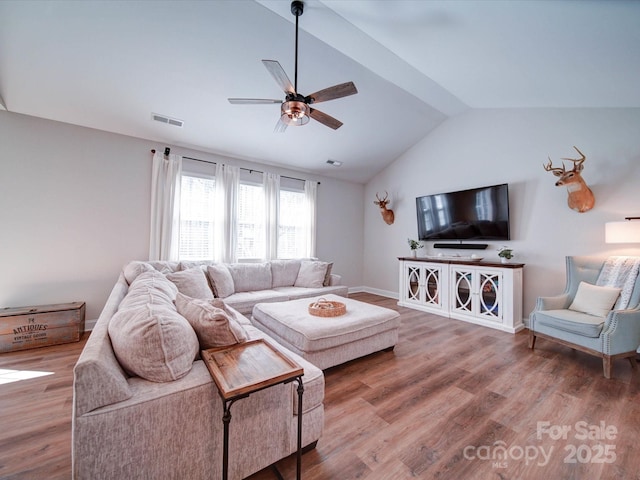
xmin=416 ymin=183 xmax=510 ymax=241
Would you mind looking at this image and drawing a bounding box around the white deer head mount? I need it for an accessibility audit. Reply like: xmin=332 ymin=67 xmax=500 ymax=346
xmin=544 ymin=146 xmax=595 ymax=213
xmin=374 ymin=191 xmax=395 ymax=225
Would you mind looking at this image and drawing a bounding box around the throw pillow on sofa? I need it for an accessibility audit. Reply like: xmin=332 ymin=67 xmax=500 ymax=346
xmin=206 ymin=264 xmax=235 ymax=298
xmin=108 ymin=304 xmax=199 ymax=382
xmin=294 ymin=260 xmax=329 ymax=288
xmin=108 ymin=270 xmax=198 ymax=382
xmin=323 ymin=262 xmax=334 ymax=286
xmin=166 ymin=268 xmax=214 ymax=300
xmin=227 ymin=263 xmax=272 ymax=292
xmin=123 ymin=261 xmax=156 ymax=284
xmin=119 ymin=271 xmax=179 ymax=311
xmin=271 ymin=259 xmax=302 ymax=287
xmin=175 ymin=293 xmax=248 ymax=348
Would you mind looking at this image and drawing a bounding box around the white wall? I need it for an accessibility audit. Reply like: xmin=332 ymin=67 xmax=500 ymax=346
xmin=0 ymin=111 xmax=364 ymax=321
xmin=364 ymin=108 xmax=640 ymax=316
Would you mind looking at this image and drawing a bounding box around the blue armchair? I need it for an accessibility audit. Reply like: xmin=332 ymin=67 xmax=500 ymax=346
xmin=528 ymin=256 xmax=640 ymax=378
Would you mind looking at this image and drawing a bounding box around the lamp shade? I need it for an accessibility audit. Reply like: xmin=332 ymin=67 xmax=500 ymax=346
xmin=280 ymin=101 xmax=310 ymax=126
xmin=605 ymin=221 xmax=640 ymax=243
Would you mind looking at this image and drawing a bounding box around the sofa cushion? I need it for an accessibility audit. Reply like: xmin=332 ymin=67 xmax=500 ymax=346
xmin=206 ymin=264 xmax=235 ymax=298
xmin=569 ymin=281 xmax=621 ymax=317
xmin=208 ymin=299 xmax=252 ymax=326
xmin=224 ymin=290 xmax=290 ymax=315
xmin=147 ymin=261 xmax=181 ymax=273
xmin=119 ymin=271 xmax=178 ymax=311
xmin=166 ymin=268 xmax=214 ymax=300
xmin=271 ymin=259 xmax=302 ymax=288
xmin=175 ymin=292 xmax=248 ymax=348
xmin=294 ymin=260 xmax=328 ymax=288
xmin=108 ymin=303 xmax=199 ymax=382
xmin=179 ymin=260 xmax=211 ymax=271
xmin=228 ymin=263 xmax=272 ymax=292
xmin=123 ymin=261 xmax=156 ymax=285
xmin=535 ymin=309 xmax=605 ymax=338
xmin=323 ymin=262 xmax=334 ymax=286
xmin=273 ymin=285 xmax=349 ymax=300
xmin=108 ymin=270 xmax=198 ymax=382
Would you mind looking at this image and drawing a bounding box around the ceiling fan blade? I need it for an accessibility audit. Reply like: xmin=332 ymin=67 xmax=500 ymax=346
xmin=274 ymin=118 xmax=288 ymax=133
xmin=228 ymin=98 xmax=282 ymax=105
xmin=309 ymin=108 xmax=343 ymax=130
xmin=306 ymin=82 xmax=358 ymax=104
xmin=262 ymin=60 xmax=295 ymax=94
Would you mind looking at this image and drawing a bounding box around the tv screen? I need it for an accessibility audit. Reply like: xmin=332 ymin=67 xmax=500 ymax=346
xmin=416 ymin=183 xmax=510 ymax=241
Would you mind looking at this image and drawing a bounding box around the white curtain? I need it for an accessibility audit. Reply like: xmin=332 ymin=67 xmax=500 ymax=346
xmin=264 ymin=172 xmax=280 ymax=261
xmin=303 ymin=180 xmax=317 ymax=258
xmin=213 ymin=163 xmax=239 ymax=263
xmin=149 ymin=151 xmax=182 ymax=261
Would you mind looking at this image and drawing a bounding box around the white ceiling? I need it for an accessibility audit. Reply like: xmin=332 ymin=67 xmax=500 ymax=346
xmin=1 ymin=0 xmax=638 ymax=184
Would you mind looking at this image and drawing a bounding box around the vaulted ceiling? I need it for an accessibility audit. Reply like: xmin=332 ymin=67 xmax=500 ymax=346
xmin=1 ymin=0 xmax=638 ymax=183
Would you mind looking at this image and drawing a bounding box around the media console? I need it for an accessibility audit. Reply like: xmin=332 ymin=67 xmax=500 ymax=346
xmin=398 ymin=257 xmax=524 ymax=333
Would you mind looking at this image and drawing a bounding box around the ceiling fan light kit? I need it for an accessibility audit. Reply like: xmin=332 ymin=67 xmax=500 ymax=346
xmin=281 ymin=100 xmax=310 ymax=126
xmin=228 ymin=0 xmax=357 ymax=131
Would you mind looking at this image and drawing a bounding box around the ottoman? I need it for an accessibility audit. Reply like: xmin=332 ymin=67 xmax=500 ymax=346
xmin=251 ymin=294 xmax=400 ymax=370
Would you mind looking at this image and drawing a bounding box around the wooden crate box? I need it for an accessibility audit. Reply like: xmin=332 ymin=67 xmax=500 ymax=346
xmin=0 ymin=302 xmax=85 ymax=353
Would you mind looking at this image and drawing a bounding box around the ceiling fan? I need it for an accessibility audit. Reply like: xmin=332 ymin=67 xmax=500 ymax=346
xmin=228 ymin=0 xmax=358 ymax=132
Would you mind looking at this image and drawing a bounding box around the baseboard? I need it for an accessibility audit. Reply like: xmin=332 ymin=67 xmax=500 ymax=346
xmin=349 ymin=286 xmax=398 ymax=299
xmin=85 ymin=318 xmax=97 ymax=332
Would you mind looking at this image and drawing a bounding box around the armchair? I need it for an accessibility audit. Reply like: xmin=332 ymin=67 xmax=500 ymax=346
xmin=528 ymin=256 xmax=640 ymax=378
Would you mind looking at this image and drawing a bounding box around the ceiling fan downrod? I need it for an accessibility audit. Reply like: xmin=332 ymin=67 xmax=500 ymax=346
xmin=291 ymin=1 xmax=304 ymax=93
xmin=227 ymin=0 xmax=357 ymax=131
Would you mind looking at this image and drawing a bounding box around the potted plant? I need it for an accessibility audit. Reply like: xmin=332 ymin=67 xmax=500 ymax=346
xmin=407 ymin=238 xmax=423 ymax=257
xmin=497 ymin=246 xmax=514 ymax=263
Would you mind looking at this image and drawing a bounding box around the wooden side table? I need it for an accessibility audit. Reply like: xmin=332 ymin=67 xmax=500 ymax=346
xmin=202 ymin=339 xmax=304 ymax=480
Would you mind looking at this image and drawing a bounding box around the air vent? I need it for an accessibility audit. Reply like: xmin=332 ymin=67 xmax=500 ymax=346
xmin=151 ymin=112 xmax=184 ymax=128
xmin=326 ymin=159 xmax=342 ymax=167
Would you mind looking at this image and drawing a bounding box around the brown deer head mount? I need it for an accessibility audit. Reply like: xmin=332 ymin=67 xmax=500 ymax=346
xmin=543 ymin=146 xmax=595 ymax=213
xmin=374 ymin=191 xmax=395 ymax=225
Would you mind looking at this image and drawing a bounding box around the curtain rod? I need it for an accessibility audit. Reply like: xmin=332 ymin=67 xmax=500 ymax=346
xmin=151 ymin=149 xmax=319 ymax=185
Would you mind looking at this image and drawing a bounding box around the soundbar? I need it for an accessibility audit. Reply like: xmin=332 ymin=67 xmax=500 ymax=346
xmin=433 ymin=243 xmax=488 ymax=250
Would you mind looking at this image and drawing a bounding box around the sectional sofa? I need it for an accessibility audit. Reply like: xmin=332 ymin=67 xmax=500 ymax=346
xmin=72 ymin=259 xmax=347 ymax=479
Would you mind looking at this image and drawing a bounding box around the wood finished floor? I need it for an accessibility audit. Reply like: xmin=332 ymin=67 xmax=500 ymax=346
xmin=2 ymin=292 xmax=640 ymax=479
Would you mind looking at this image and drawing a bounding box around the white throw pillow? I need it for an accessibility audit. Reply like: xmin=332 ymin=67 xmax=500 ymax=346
xmin=569 ymin=282 xmax=621 ymax=318
xmin=271 ymin=259 xmax=302 ymax=287
xmin=294 ymin=260 xmax=329 ymax=288
xmin=119 ymin=270 xmax=178 ymax=311
xmin=227 ymin=263 xmax=272 ymax=292
xmin=166 ymin=268 xmax=214 ymax=300
xmin=109 ymin=304 xmax=198 ymax=382
xmin=174 ymin=293 xmax=248 ymax=349
xmin=123 ymin=261 xmax=156 ymax=285
xmin=206 ymin=264 xmax=235 ymax=298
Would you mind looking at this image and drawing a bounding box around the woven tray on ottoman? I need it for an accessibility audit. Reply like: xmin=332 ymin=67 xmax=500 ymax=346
xmin=251 ymin=294 xmax=400 ymax=370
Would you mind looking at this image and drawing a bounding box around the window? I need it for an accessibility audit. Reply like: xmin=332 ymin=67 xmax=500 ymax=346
xmin=278 ymin=188 xmax=306 ymax=259
xmin=177 ymin=163 xmax=314 ymax=262
xmin=179 ymin=174 xmax=215 ymax=260
xmin=236 ymin=182 xmax=265 ymax=260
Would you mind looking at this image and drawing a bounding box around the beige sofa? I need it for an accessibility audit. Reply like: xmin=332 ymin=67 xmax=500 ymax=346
xmin=72 ymin=259 xmax=340 ymax=480
xmin=180 ymin=258 xmax=348 ymax=315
